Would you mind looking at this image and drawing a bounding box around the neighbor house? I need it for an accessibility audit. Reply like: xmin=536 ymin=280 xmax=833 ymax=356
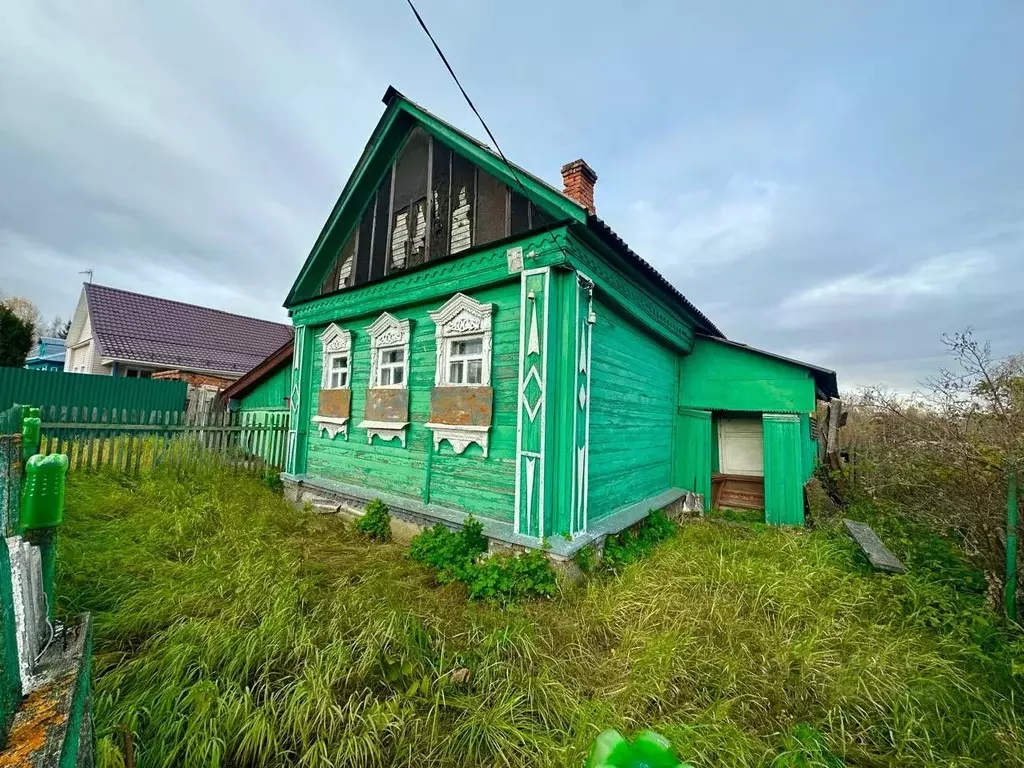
xmin=253 ymin=87 xmax=836 ymax=555
xmin=64 ymin=284 xmax=293 ymax=386
xmin=24 ymin=337 xmax=66 ymax=372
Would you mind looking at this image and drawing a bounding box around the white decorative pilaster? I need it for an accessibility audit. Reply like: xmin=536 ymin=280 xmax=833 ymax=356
xmin=514 ymin=267 xmax=550 ymax=538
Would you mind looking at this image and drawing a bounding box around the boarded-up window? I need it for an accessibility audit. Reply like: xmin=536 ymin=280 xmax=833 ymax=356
xmin=476 ymin=170 xmax=507 ymax=244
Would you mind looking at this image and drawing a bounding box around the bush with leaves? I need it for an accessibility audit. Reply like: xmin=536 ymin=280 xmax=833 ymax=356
xmin=410 ymin=516 xmax=556 ymax=604
xmin=355 ymin=498 xmax=392 ymax=542
xmin=835 ymin=329 xmax=1024 ymax=606
xmin=602 ymin=509 xmax=678 ymax=570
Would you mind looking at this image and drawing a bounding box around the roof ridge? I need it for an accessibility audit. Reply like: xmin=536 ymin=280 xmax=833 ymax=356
xmin=85 ymin=283 xmax=290 ymax=328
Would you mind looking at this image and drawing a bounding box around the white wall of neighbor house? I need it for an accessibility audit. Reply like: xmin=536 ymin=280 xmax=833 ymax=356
xmin=64 ymin=313 xmax=107 ymax=374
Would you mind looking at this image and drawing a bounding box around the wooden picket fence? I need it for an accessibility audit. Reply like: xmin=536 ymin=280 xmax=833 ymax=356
xmin=36 ymin=406 xmax=289 ymax=475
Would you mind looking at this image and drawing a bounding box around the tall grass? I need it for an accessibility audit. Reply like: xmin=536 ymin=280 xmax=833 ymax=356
xmin=58 ymin=466 xmax=1024 ymax=767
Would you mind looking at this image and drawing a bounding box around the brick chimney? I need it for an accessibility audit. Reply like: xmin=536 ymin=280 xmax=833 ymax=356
xmin=560 ymin=159 xmax=598 ymax=214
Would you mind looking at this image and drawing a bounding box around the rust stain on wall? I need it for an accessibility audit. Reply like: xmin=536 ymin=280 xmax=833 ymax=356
xmin=318 ymin=389 xmax=351 ymax=419
xmin=430 ymin=387 xmax=493 ymax=426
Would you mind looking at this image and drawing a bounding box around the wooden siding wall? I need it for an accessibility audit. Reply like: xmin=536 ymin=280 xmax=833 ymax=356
xmin=587 ymin=297 xmax=677 ymax=520
xmin=239 ymin=366 xmax=292 ymax=411
xmin=305 ymin=281 xmax=520 ymax=521
xmin=678 ymin=337 xmax=816 ymax=413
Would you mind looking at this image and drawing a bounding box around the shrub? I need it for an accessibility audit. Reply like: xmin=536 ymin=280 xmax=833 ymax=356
xmin=356 ymin=498 xmax=392 ymax=542
xmin=574 ymin=543 xmax=598 ymax=574
xmin=466 ymin=549 xmax=557 ymax=604
xmin=602 ymin=509 xmax=678 ymax=570
xmin=262 ymin=470 xmax=284 ymax=493
xmin=409 ymin=516 xmax=556 ymax=604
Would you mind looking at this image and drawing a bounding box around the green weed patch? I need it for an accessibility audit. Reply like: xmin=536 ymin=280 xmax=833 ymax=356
xmin=58 ymin=466 xmax=1024 ymax=767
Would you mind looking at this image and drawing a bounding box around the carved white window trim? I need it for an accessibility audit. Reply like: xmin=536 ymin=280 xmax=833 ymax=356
xmin=312 ymin=323 xmax=353 ymax=441
xmin=425 ymin=293 xmax=495 ymax=459
xmin=319 ymin=323 xmax=352 ymax=390
xmin=367 ymin=312 xmax=411 ymax=390
xmin=428 ymin=293 xmax=495 ymax=388
xmin=425 ymin=423 xmax=490 ymax=457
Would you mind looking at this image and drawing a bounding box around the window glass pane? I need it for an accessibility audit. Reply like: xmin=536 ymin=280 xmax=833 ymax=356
xmin=450 ymin=153 xmax=475 ymax=253
xmin=380 ymin=368 xmax=392 ymax=386
xmin=393 ymin=367 xmax=404 ymax=385
xmin=449 ymin=361 xmax=463 ymax=384
xmin=330 ymin=371 xmax=340 ymax=388
xmin=332 ymin=356 xmax=346 ymax=369
xmin=429 ymin=142 xmax=452 ymax=262
xmin=451 ymin=337 xmax=483 ymax=356
xmin=510 ymin=190 xmax=530 ymax=235
xmin=354 ymin=206 xmax=373 ymax=284
xmin=370 ymin=173 xmax=392 ymax=280
xmin=476 ymin=169 xmax=507 ymax=244
xmin=391 ymin=128 xmax=430 ymax=271
xmin=467 ymin=360 xmax=482 ymax=384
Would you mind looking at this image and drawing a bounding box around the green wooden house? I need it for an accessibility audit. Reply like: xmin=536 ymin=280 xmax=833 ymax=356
xmin=255 ymin=86 xmax=837 ymax=555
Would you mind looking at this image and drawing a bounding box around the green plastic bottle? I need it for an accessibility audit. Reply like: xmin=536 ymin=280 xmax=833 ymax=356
xmin=21 ymin=406 xmax=40 ymax=462
xmin=20 ymin=453 xmax=68 ymax=531
xmin=586 ymin=729 xmax=693 ymax=768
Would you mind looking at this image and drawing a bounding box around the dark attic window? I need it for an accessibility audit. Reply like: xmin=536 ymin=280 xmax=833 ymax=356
xmin=318 ymin=127 xmax=548 ymax=295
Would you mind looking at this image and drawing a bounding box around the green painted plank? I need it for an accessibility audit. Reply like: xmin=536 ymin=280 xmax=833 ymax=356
xmin=679 ymin=336 xmax=817 ymax=413
xmin=763 ymin=413 xmax=805 ymax=526
xmin=302 ymin=281 xmax=520 ymax=522
xmin=587 ymin=298 xmax=677 ymax=520
xmin=238 ymin=366 xmax=291 ymax=411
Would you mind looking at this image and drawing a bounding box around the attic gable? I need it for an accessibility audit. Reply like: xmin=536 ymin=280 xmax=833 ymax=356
xmin=285 ymin=89 xmax=586 ymax=308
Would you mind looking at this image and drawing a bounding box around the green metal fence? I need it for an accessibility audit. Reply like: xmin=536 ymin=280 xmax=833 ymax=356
xmin=0 ymin=366 xmax=187 ymax=415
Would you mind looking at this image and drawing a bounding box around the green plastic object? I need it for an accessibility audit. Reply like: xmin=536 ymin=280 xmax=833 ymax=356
xmin=586 ymin=729 xmax=693 ymax=768
xmin=20 ymin=406 xmax=40 ymax=463
xmin=20 ymin=453 xmax=68 ymax=531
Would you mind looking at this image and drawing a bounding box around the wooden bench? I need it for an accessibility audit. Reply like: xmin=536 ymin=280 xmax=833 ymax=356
xmin=843 ymin=519 xmax=906 ymax=574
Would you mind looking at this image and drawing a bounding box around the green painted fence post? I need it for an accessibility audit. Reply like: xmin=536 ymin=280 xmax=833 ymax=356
xmin=1006 ymin=470 xmax=1019 ymax=620
xmin=0 ymin=537 xmax=22 ymax=750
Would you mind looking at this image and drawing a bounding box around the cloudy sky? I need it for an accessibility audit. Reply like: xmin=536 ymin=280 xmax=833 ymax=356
xmin=2 ymin=1 xmax=1021 ymax=390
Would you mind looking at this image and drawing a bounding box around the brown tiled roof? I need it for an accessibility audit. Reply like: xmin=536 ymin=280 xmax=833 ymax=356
xmin=84 ymin=283 xmax=293 ymax=374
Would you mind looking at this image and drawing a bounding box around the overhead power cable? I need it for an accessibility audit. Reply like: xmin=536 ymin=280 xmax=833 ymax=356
xmin=402 ymin=0 xmax=580 ymax=265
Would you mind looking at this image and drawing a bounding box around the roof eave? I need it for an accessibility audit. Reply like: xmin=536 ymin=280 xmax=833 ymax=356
xmin=220 ymin=338 xmax=295 ymax=403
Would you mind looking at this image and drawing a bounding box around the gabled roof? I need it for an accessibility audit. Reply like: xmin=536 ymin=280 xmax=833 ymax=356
xmin=83 ymin=284 xmax=293 ymax=375
xmin=26 ymin=337 xmax=67 ymax=364
xmin=284 ymin=87 xmax=723 ymax=337
xmin=220 ymin=336 xmax=294 ymax=403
